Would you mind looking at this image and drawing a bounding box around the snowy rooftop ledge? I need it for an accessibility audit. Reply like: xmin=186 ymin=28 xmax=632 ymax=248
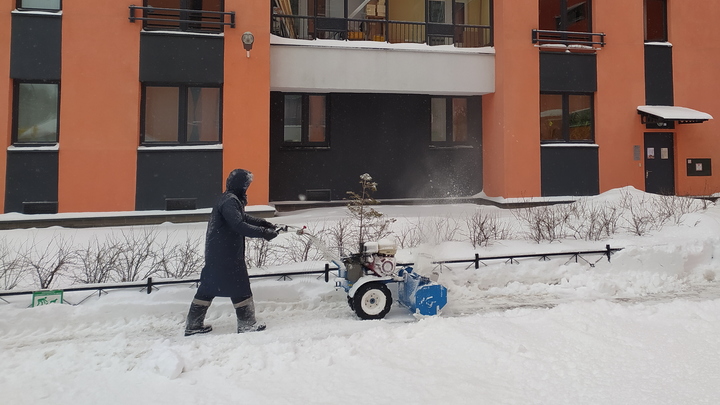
xmin=0 ymin=205 xmax=276 ymax=229
xmin=474 ymin=191 xmax=576 ymax=205
xmin=270 ymin=34 xmax=495 ymax=55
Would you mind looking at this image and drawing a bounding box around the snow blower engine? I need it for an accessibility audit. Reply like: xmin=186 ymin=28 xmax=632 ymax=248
xmin=334 ymin=239 xmax=448 ymax=320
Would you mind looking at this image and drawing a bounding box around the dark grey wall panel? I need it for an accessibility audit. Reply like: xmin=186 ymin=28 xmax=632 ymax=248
xmin=10 ymin=14 xmax=62 ymax=80
xmin=136 ymin=149 xmax=223 ymax=210
xmin=644 ymin=44 xmax=674 ymax=105
xmin=269 ymin=93 xmax=483 ymax=201
xmin=140 ymin=33 xmax=223 ymax=83
xmin=541 ymin=146 xmax=599 ymax=196
xmin=540 ymin=52 xmax=597 ymax=93
xmin=5 ymin=150 xmax=59 ymax=213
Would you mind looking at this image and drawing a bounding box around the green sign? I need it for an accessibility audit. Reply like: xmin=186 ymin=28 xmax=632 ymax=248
xmin=32 ymin=290 xmax=64 ymax=307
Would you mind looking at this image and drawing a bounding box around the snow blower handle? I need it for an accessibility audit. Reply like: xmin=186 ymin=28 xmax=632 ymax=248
xmin=276 ymin=224 xmax=308 ymax=235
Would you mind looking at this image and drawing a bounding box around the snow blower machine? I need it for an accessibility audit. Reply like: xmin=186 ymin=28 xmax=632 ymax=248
xmin=278 ymin=225 xmax=447 ymax=320
xmin=333 ymin=239 xmax=448 ymax=320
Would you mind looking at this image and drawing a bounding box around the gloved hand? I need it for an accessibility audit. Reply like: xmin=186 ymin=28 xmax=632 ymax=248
xmin=262 ymin=221 xmax=277 ymax=230
xmin=262 ymin=228 xmax=279 ymax=241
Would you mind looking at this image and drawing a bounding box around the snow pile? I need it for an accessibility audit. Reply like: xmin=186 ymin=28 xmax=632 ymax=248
xmin=2 ymin=188 xmax=720 ymax=404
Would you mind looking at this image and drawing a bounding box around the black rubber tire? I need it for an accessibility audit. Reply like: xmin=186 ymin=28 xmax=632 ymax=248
xmin=352 ymin=282 xmax=392 ymax=320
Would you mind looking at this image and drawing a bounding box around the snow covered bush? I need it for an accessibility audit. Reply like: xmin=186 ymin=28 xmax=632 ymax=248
xmin=346 ymin=173 xmax=395 ymax=251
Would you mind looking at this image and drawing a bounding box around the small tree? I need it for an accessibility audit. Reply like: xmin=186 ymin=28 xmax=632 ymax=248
xmin=346 ymin=173 xmax=387 ymax=251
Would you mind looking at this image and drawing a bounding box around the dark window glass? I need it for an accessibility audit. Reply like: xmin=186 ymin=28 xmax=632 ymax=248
xmin=307 ymin=95 xmax=326 ymax=143
xmin=283 ymin=94 xmax=328 ymax=146
xmin=540 ymin=93 xmax=593 ymax=143
xmin=283 ymin=95 xmax=303 ymax=143
xmin=432 ymin=97 xmax=470 ymax=144
xmin=431 ymin=98 xmax=447 ymax=142
xmin=142 ymin=84 xmax=221 ymax=145
xmin=145 ymin=86 xmax=180 ymax=143
xmin=539 ymin=0 xmax=591 ymax=32
xmin=645 ymin=0 xmax=667 ymax=42
xmin=17 ymin=0 xmax=61 ymax=10
xmin=187 ymin=87 xmax=220 ymax=142
xmin=15 ymin=82 xmax=59 ymax=144
xmin=568 ymin=94 xmax=592 ymax=141
xmin=540 ymin=94 xmax=563 ymax=141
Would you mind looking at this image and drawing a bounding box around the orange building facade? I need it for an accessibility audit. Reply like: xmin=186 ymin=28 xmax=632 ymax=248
xmin=1 ymin=0 xmax=718 ymax=214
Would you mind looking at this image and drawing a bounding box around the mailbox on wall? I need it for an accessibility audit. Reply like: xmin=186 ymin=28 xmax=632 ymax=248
xmin=687 ymin=159 xmax=712 ymax=176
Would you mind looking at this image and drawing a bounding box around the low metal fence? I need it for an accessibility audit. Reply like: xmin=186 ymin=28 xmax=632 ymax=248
xmin=0 ymin=246 xmax=621 ymax=305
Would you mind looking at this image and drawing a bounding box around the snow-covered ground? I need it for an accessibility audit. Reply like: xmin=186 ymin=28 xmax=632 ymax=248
xmin=2 ymin=187 xmax=720 ymax=404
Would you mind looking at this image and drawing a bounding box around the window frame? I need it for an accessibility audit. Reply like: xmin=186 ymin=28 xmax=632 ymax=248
xmin=644 ymin=0 xmax=668 ymax=42
xmin=140 ymin=83 xmax=223 ymax=146
xmin=430 ymin=96 xmax=471 ymax=146
xmin=281 ymin=93 xmax=330 ymax=148
xmin=540 ymin=92 xmax=594 ymax=143
xmin=16 ymin=0 xmax=61 ymax=11
xmin=12 ymin=80 xmax=60 ymax=146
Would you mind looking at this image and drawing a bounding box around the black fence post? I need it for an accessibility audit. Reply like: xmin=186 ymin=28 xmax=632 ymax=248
xmin=606 ymin=244 xmax=612 ymax=262
xmin=324 ymin=263 xmax=330 ymax=282
xmin=474 ymin=253 xmax=480 ymax=269
xmin=146 ymin=277 xmax=153 ymax=294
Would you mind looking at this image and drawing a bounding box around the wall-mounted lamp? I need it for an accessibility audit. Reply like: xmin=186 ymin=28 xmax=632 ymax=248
xmin=242 ymin=31 xmax=254 ymax=58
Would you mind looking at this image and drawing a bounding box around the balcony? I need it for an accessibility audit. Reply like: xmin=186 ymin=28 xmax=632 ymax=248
xmin=129 ymin=5 xmax=235 ymax=34
xmin=271 ymin=0 xmax=493 ymax=48
xmin=532 ymin=29 xmax=605 ymax=52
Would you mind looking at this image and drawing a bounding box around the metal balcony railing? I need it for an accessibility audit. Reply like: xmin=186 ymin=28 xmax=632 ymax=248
xmin=272 ymin=14 xmax=493 ymax=48
xmin=532 ymin=29 xmax=605 ymax=50
xmin=129 ymin=5 xmax=235 ymax=34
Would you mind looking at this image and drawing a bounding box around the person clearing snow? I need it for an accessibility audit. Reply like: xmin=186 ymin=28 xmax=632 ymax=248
xmin=184 ymin=169 xmax=279 ymax=336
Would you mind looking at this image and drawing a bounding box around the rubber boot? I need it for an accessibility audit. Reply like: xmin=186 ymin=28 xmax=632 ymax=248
xmin=235 ymin=296 xmax=266 ymax=333
xmin=184 ymin=299 xmax=213 ymax=336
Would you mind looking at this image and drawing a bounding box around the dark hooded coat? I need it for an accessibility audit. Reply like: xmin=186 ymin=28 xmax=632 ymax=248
xmin=196 ymin=169 xmax=274 ymax=298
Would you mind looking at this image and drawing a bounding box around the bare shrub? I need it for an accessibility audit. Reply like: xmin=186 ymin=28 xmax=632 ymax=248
xmin=246 ymin=237 xmax=281 ymax=269
xmin=157 ymin=233 xmax=205 ymax=279
xmin=22 ymin=233 xmax=78 ymax=289
xmin=565 ymin=200 xmax=620 ymax=241
xmin=73 ymin=236 xmax=122 ymax=284
xmin=512 ymin=204 xmax=572 ymax=243
xmin=653 ymin=195 xmax=707 ymax=226
xmin=281 ymin=223 xmax=329 ymax=263
xmin=324 ymin=218 xmax=357 ymax=258
xmin=110 ymin=228 xmax=161 ymax=282
xmin=362 ymin=217 xmax=396 ymax=244
xmin=395 ymin=218 xmax=426 ymax=249
xmin=463 ymin=210 xmax=514 ymax=248
xmin=0 ymin=240 xmax=24 ymax=290
xmin=624 ymin=202 xmax=655 ymax=236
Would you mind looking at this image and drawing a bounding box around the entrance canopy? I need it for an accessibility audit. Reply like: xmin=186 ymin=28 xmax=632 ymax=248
xmin=638 ymin=105 xmax=713 ymax=124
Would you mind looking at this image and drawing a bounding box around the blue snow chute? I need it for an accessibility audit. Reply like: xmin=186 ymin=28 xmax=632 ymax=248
xmin=397 ymin=267 xmax=447 ymax=316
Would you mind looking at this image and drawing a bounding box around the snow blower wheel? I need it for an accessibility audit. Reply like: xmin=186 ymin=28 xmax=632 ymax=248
xmin=352 ymin=282 xmax=392 ymax=320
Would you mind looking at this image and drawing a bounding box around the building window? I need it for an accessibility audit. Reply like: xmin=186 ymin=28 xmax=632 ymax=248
xmin=645 ymin=0 xmax=667 ymax=42
xmin=431 ymin=97 xmax=468 ymax=143
xmin=540 ymin=93 xmax=593 ymax=142
xmin=283 ymin=94 xmax=328 ymax=146
xmin=141 ymin=84 xmax=221 ymax=145
xmin=13 ymin=81 xmax=60 ymax=144
xmin=539 ymin=0 xmax=592 ymax=32
xmin=142 ymin=0 xmax=224 ymax=33
xmin=17 ymin=0 xmax=61 ymax=10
